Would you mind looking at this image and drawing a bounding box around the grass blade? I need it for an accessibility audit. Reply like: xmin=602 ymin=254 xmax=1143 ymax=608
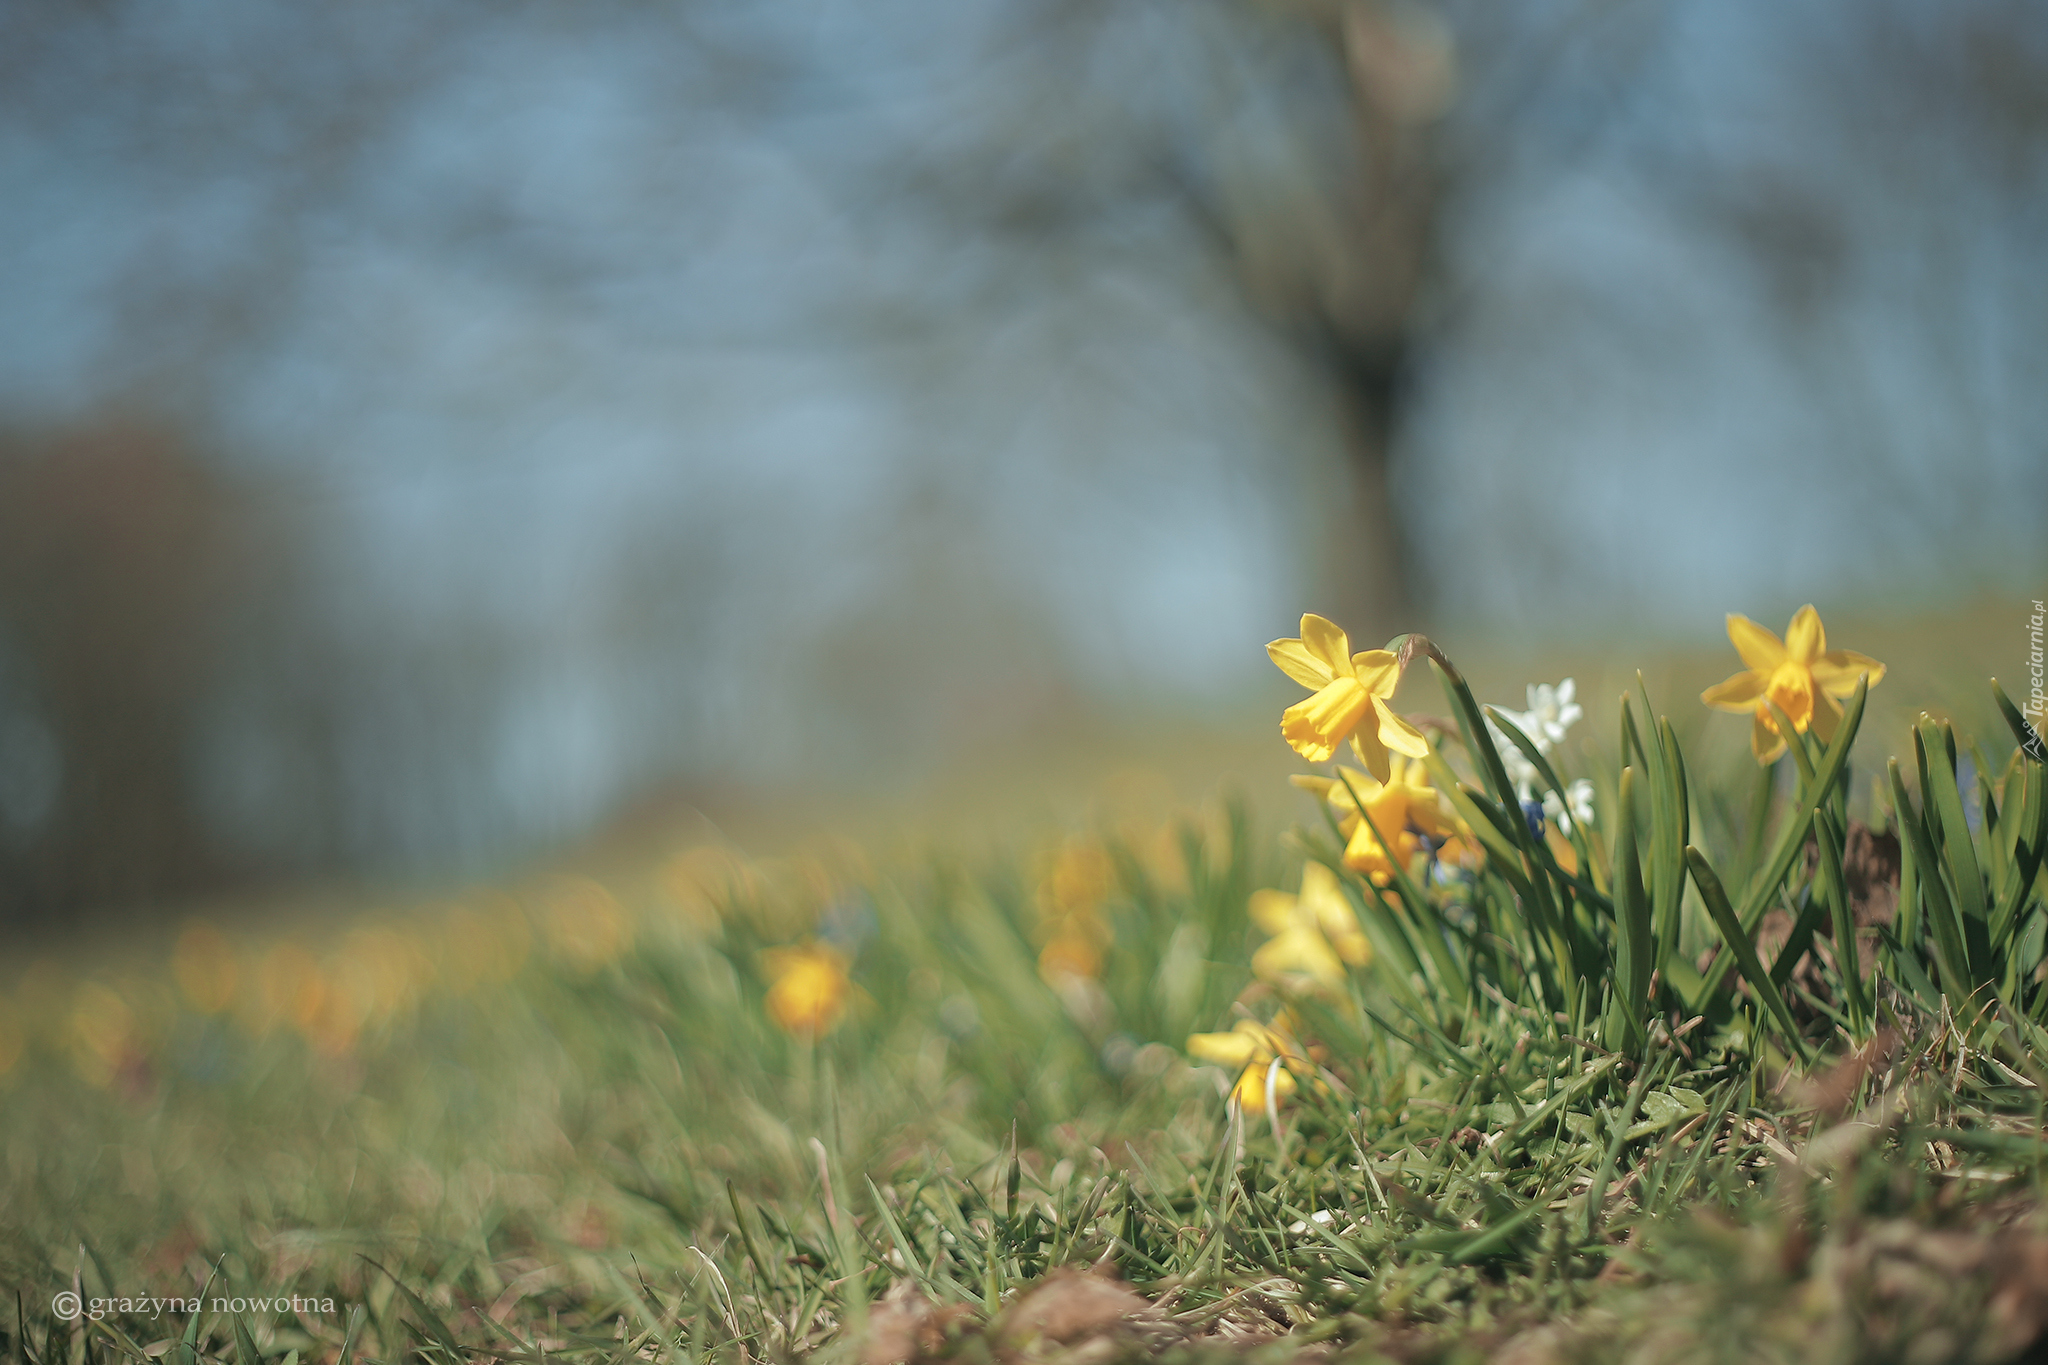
xmin=1686 ymin=847 xmax=1807 ymax=1062
xmin=1700 ymin=677 xmax=1869 ymax=1001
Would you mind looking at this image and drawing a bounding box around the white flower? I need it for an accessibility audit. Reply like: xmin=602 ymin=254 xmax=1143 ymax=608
xmin=1487 ymin=717 xmax=1542 ymax=803
xmin=1522 ymin=679 xmax=1582 ymax=750
xmin=1542 ymin=778 xmax=1596 ymax=834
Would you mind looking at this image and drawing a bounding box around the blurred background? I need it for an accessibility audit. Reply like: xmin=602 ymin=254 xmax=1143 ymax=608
xmin=1 ymin=0 xmax=2043 ymax=923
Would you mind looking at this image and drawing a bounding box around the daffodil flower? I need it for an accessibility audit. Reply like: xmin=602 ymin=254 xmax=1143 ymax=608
xmin=1701 ymin=606 xmax=1885 ymax=763
xmin=1268 ymin=614 xmax=1429 ymax=780
xmin=762 ymin=943 xmax=850 ymax=1038
xmin=1034 ymin=841 xmax=1115 ymax=985
xmin=1247 ymin=861 xmax=1371 ymax=992
xmin=1294 ymin=756 xmax=1456 ymax=885
xmin=1186 ymin=1016 xmax=1309 ymax=1112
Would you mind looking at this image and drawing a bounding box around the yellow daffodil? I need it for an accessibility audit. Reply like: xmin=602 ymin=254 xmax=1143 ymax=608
xmin=1293 ymin=756 xmax=1456 ymax=885
xmin=1701 ymin=606 xmax=1886 ymax=763
xmin=1034 ymin=841 xmax=1115 ymax=985
xmin=763 ymin=943 xmax=850 ymax=1038
xmin=1269 ymin=614 xmax=1429 ymax=780
xmin=1185 ymin=1015 xmax=1311 ymax=1112
xmin=1037 ymin=931 xmax=1106 ymax=985
xmin=1436 ymin=830 xmax=1487 ymax=877
xmin=1248 ymin=862 xmax=1371 ymax=992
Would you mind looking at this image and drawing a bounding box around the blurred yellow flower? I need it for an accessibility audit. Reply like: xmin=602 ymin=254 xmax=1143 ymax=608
xmin=1294 ymin=756 xmax=1455 ymax=885
xmin=1248 ymin=862 xmax=1370 ymax=992
xmin=763 ymin=943 xmax=850 ymax=1038
xmin=1268 ymin=614 xmax=1429 ymax=780
xmin=1186 ymin=1016 xmax=1310 ymax=1112
xmin=1034 ymin=841 xmax=1115 ymax=985
xmin=1701 ymin=605 xmax=1885 ymax=763
xmin=1037 ymin=934 xmax=1105 ymax=984
xmin=67 ymin=982 xmax=138 ymax=1089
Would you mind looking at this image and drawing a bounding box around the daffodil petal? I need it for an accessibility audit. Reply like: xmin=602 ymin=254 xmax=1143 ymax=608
xmin=1727 ymin=614 xmax=1788 ymax=674
xmin=1751 ymin=709 xmax=1786 ymax=764
xmin=1328 ymin=923 xmax=1374 ymax=967
xmin=1233 ymin=1061 xmax=1296 ymax=1112
xmin=1373 ymin=698 xmax=1433 ymax=758
xmin=1407 ymin=798 xmax=1455 ymax=838
xmin=1809 ymin=685 xmax=1842 ymax=744
xmin=1784 ymin=605 xmax=1825 ymax=663
xmin=1252 ymin=926 xmax=1347 ymax=991
xmin=1349 ymin=649 xmax=1401 ymax=696
xmin=1268 ymin=637 xmax=1336 ymax=690
xmin=1335 ymin=765 xmax=1381 ymax=797
xmin=1349 ymin=721 xmax=1392 ymax=784
xmin=1248 ymin=888 xmax=1300 ymax=935
xmin=1299 ymin=614 xmax=1353 ymax=676
xmin=1811 ymin=650 xmax=1886 ymax=695
xmin=1297 ymin=861 xmax=1348 ymax=914
xmin=1311 ymin=900 xmax=1372 ymax=967
xmin=1343 ymin=817 xmax=1404 ymax=881
xmin=1187 ymin=1030 xmax=1258 ymax=1066
xmin=1701 ymin=670 xmax=1767 ymax=712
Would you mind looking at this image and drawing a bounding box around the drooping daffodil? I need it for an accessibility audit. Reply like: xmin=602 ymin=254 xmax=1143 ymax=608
xmin=1701 ymin=606 xmax=1885 ymax=763
xmin=1293 ymin=756 xmax=1458 ymax=886
xmin=1247 ymin=861 xmax=1371 ymax=992
xmin=1185 ymin=1014 xmax=1312 ymax=1112
xmin=1268 ymin=614 xmax=1430 ymax=781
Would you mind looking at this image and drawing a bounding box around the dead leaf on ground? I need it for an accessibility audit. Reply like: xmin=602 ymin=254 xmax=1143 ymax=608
xmin=996 ymin=1267 xmax=1177 ymax=1359
xmin=859 ymin=1280 xmax=976 ymax=1365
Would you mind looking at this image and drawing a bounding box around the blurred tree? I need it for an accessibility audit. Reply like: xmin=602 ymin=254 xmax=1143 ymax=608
xmin=0 ymin=422 xmax=242 ymax=917
xmin=1196 ymin=0 xmax=1457 ymax=638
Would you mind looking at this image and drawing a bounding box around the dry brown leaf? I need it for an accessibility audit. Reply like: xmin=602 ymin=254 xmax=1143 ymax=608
xmin=996 ymin=1267 xmax=1174 ymax=1360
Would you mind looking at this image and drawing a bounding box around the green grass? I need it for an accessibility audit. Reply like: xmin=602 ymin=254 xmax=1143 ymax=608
xmin=5 ymin=625 xmax=2048 ymax=1365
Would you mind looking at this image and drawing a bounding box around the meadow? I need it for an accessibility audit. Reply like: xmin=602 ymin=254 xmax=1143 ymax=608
xmin=5 ymin=600 xmax=2048 ymax=1365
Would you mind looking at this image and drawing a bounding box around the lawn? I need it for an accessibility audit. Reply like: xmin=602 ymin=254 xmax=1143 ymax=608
xmin=6 ymin=600 xmax=2048 ymax=1365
